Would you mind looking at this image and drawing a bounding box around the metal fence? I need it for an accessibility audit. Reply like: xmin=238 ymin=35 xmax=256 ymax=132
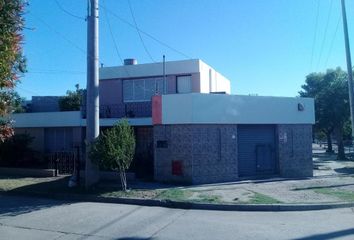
xmin=48 ymin=151 xmax=77 ymax=175
xmin=81 ymin=102 xmax=152 ymax=119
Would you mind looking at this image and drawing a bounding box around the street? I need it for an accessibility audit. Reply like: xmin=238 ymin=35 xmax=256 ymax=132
xmin=0 ymin=195 xmax=354 ymax=240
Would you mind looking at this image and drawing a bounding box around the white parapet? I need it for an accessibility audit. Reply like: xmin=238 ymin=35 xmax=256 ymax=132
xmin=11 ymin=111 xmax=152 ymax=128
xmin=160 ymin=93 xmax=315 ymax=125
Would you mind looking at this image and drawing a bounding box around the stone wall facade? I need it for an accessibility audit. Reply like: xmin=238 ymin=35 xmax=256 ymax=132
xmin=154 ymin=124 xmax=238 ymax=184
xmin=154 ymin=124 xmax=313 ymax=184
xmin=277 ymin=124 xmax=313 ymax=178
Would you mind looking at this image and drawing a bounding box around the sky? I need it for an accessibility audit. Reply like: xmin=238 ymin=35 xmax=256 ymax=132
xmin=18 ymin=0 xmax=354 ymax=99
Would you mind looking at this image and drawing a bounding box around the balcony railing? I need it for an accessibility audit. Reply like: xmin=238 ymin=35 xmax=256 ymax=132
xmin=81 ymin=102 xmax=152 ymax=119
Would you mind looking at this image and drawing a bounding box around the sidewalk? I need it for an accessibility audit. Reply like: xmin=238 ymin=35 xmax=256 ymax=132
xmin=1 ymin=146 xmax=354 ymax=211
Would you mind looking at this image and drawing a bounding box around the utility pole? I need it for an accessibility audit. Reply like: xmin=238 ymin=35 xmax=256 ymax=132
xmin=341 ymin=0 xmax=354 ymax=140
xmin=163 ymin=55 xmax=166 ymax=94
xmin=85 ymin=0 xmax=100 ymax=188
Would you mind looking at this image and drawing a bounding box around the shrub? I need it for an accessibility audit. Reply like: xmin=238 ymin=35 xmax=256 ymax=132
xmin=90 ymin=119 xmax=135 ymax=191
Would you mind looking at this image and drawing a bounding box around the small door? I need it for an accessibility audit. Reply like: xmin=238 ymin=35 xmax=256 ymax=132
xmin=256 ymin=144 xmax=275 ymax=173
xmin=238 ymin=125 xmax=277 ymax=177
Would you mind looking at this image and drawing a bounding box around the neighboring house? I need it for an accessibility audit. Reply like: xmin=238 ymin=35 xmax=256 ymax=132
xmin=12 ymin=59 xmax=315 ymax=183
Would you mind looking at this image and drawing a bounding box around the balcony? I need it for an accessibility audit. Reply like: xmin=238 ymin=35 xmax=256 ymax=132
xmin=81 ymin=102 xmax=152 ymax=119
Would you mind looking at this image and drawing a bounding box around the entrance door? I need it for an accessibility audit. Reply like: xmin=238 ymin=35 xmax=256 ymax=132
xmin=238 ymin=125 xmax=277 ymax=177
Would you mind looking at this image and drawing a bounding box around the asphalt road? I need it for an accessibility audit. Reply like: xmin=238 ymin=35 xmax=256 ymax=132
xmin=1 ymin=195 xmax=354 ymax=240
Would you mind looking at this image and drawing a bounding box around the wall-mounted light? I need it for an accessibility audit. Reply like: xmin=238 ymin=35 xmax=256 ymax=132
xmin=298 ymin=103 xmax=304 ymax=111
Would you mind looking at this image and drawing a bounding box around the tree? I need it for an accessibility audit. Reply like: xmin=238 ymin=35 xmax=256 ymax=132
xmin=59 ymin=84 xmax=84 ymax=111
xmin=0 ymin=1 xmax=26 ymax=141
xmin=299 ymin=68 xmax=350 ymax=159
xmin=90 ymin=119 xmax=136 ymax=191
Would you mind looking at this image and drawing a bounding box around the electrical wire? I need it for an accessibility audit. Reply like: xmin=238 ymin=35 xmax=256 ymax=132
xmin=310 ymin=0 xmax=320 ymax=72
xmin=16 ymin=86 xmax=43 ymax=96
xmin=324 ymin=15 xmax=341 ymax=69
xmin=102 ymin=0 xmax=131 ymax=76
xmin=29 ymin=12 xmax=105 ymax=66
xmin=127 ymin=0 xmax=155 ymax=62
xmin=54 ymin=0 xmax=86 ymax=21
xmin=99 ymin=3 xmax=192 ymax=59
xmin=316 ymin=0 xmax=334 ymax=70
xmin=26 ymin=71 xmax=85 ymax=75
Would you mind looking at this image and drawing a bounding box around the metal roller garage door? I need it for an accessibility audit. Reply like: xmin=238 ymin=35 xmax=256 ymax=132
xmin=238 ymin=125 xmax=277 ymax=177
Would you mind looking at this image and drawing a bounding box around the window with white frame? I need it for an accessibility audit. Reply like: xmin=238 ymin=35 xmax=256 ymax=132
xmin=123 ymin=78 xmax=165 ymax=102
xmin=177 ymin=75 xmax=192 ymax=93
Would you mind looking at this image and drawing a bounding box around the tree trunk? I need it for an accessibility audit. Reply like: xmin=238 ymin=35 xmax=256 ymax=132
xmin=326 ymin=131 xmax=333 ymax=153
xmin=119 ymin=170 xmax=127 ymax=191
xmin=335 ymin=127 xmax=346 ymax=160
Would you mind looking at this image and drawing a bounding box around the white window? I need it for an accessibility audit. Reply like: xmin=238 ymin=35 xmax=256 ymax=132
xmin=123 ymin=80 xmax=134 ymax=101
xmin=123 ymin=78 xmax=166 ymax=102
xmin=134 ymin=79 xmax=145 ymax=100
xmin=177 ymin=75 xmax=192 ymax=93
xmin=144 ymin=80 xmax=155 ymax=100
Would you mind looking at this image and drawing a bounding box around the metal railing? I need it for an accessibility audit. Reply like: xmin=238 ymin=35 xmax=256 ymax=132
xmin=81 ymin=102 xmax=152 ymax=119
xmin=48 ymin=151 xmax=77 ymax=175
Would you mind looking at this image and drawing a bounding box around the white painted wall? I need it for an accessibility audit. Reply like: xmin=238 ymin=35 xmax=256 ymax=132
xmin=161 ymin=94 xmax=315 ymax=124
xmin=11 ymin=111 xmax=152 ymax=128
xmin=12 ymin=111 xmax=83 ymax=128
xmin=100 ymin=59 xmax=232 ymax=95
xmin=198 ymin=60 xmax=231 ymax=94
xmin=100 ymin=59 xmax=200 ymax=80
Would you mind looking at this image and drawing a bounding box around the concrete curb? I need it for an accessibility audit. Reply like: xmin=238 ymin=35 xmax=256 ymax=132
xmin=1 ymin=190 xmax=354 ymax=212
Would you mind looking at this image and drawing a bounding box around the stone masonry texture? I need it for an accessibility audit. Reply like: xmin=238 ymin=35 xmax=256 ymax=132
xmin=154 ymin=124 xmax=313 ymax=184
xmin=154 ymin=125 xmax=238 ymax=184
xmin=277 ymin=124 xmax=313 ymax=178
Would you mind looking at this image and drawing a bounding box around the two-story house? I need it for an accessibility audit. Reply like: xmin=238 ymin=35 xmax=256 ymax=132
xmin=12 ymin=59 xmax=315 ymax=184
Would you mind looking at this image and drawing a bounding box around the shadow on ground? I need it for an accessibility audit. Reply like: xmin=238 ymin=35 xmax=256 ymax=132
xmin=293 ymin=183 xmax=354 ymax=191
xmin=294 ymin=228 xmax=354 ymax=240
xmin=0 ymin=194 xmax=71 ymax=217
xmin=335 ymin=167 xmax=354 ymax=174
xmin=114 ymin=238 xmax=154 ymax=240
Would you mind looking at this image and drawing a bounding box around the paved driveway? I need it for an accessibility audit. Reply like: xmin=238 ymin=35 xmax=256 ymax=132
xmin=1 ymin=195 xmax=354 ymax=240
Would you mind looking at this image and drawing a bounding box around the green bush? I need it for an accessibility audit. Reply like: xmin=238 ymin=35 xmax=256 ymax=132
xmin=90 ymin=119 xmax=136 ymax=191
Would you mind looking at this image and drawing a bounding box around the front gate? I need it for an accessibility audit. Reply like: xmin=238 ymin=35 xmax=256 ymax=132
xmin=48 ymin=151 xmax=77 ymax=175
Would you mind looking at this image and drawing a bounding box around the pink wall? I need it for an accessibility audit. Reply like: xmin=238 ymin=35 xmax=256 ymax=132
xmin=99 ymin=79 xmax=123 ymax=105
xmin=99 ymin=73 xmax=201 ymax=105
xmin=152 ymin=95 xmax=162 ymax=124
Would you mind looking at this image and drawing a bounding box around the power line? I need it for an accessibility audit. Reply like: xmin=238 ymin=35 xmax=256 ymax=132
xmin=102 ymin=0 xmax=131 ymax=76
xmin=26 ymin=71 xmax=85 ymax=75
xmin=16 ymin=86 xmax=43 ymax=96
xmin=127 ymin=0 xmax=155 ymax=62
xmin=29 ymin=12 xmax=104 ymax=66
xmin=316 ymin=0 xmax=334 ymax=70
xmin=324 ymin=15 xmax=341 ymax=69
xmin=30 ymin=69 xmax=85 ymax=73
xmin=310 ymin=0 xmax=320 ymax=72
xmin=54 ymin=0 xmax=85 ymax=21
xmin=99 ymin=3 xmax=192 ymax=59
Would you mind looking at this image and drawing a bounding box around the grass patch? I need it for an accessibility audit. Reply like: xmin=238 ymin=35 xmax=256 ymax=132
xmin=247 ymin=192 xmax=282 ymax=204
xmin=0 ymin=176 xmax=56 ymax=192
xmin=314 ymin=188 xmax=354 ymax=202
xmin=0 ymin=175 xmax=161 ymax=199
xmin=157 ymin=188 xmax=193 ymax=201
xmin=193 ymin=193 xmax=222 ymax=204
xmin=99 ymin=189 xmax=160 ymax=199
